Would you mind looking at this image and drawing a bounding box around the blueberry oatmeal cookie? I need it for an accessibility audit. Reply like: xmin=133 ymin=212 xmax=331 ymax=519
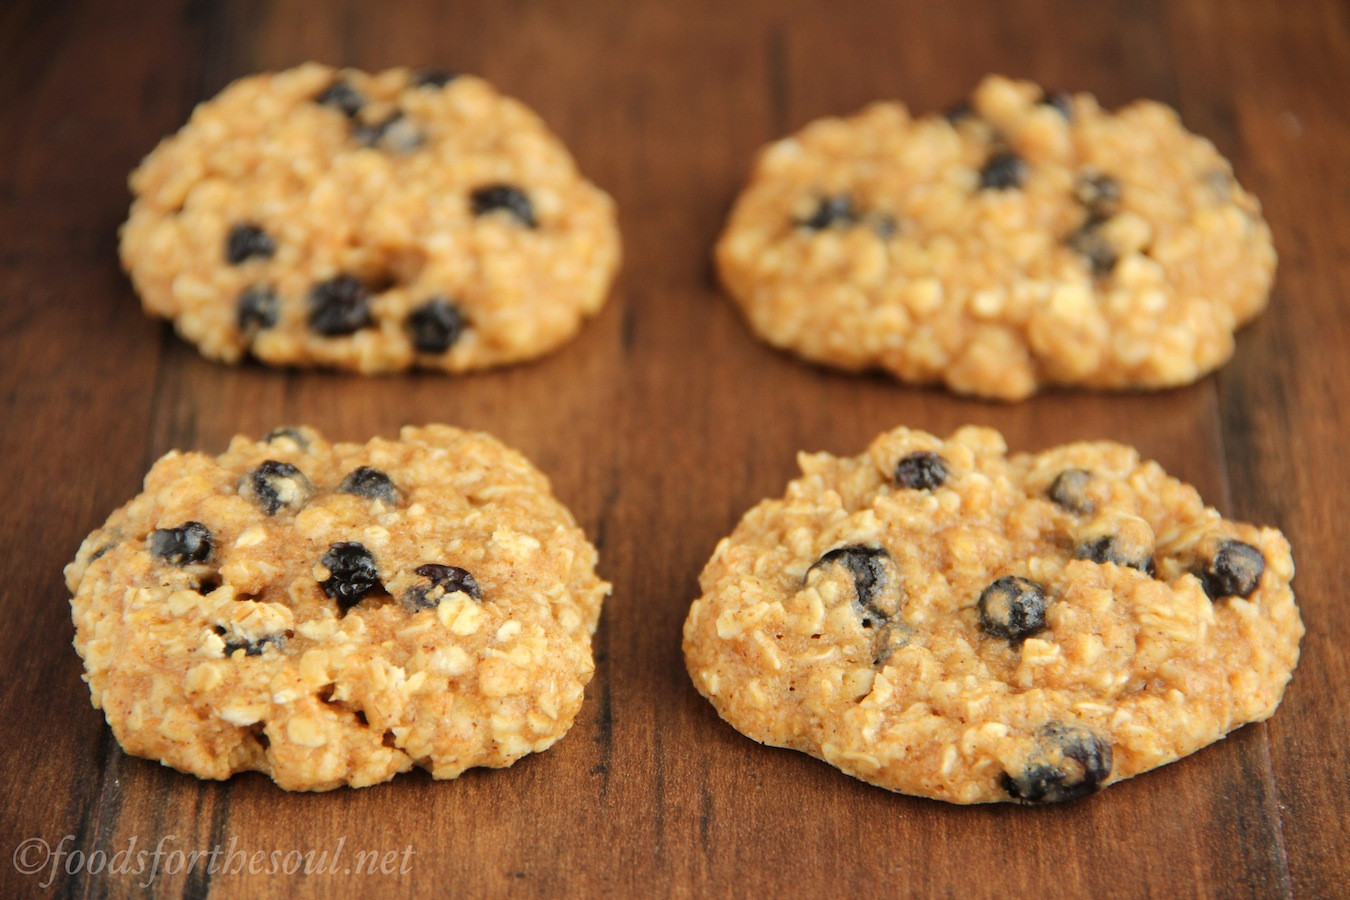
xmin=716 ymin=75 xmax=1274 ymax=400
xmin=683 ymin=426 xmax=1301 ymax=803
xmin=121 ymin=64 xmax=620 ymax=372
xmin=65 ymin=425 xmax=609 ymax=790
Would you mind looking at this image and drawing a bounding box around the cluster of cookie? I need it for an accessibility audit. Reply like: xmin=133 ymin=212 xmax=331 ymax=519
xmin=122 ymin=69 xmax=1271 ymax=397
xmin=66 ymin=67 xmax=1299 ymax=800
xmin=687 ymin=76 xmax=1295 ymax=803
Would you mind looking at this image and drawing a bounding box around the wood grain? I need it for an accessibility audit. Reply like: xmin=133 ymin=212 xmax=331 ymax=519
xmin=0 ymin=1 xmax=1344 ymax=896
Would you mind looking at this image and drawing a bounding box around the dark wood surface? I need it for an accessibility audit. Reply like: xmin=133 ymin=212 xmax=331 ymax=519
xmin=2 ymin=1 xmax=1346 ymax=896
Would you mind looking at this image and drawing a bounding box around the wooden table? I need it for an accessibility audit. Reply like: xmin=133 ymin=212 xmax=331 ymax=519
xmin=2 ymin=1 xmax=1346 ymax=896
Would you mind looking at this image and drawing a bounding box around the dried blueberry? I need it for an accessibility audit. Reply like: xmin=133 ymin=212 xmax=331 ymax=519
xmin=237 ymin=285 xmax=280 ymax=335
xmin=1047 ymin=468 xmax=1094 ymax=515
xmin=315 ymin=80 xmax=365 ymax=117
xmin=417 ymin=563 xmax=481 ymax=597
xmin=353 ymin=116 xmax=389 ymax=147
xmin=895 ymin=451 xmax=948 ymax=490
xmin=797 ymin=195 xmax=859 ymax=230
xmin=1042 ymin=90 xmax=1075 ymax=121
xmin=471 ymin=184 xmax=537 ymax=228
xmin=1073 ymin=172 xmax=1121 ymax=218
xmin=223 ymin=633 xmax=284 ymax=657
xmin=1066 ymin=218 xmax=1117 ymax=277
xmin=979 ymin=151 xmax=1027 ymax=190
xmin=1002 ymin=723 xmax=1113 ymax=804
xmin=263 ymin=427 xmax=311 ymax=450
xmin=943 ymin=100 xmax=975 ymax=124
xmin=225 ymin=223 xmax=276 ymax=265
xmin=308 ymin=275 xmax=374 ymax=336
xmin=405 ymin=563 xmax=482 ymax=611
xmin=149 ymin=521 xmax=213 ymax=565
xmin=355 ymin=112 xmax=422 ymax=152
xmin=1076 ymin=534 xmax=1155 ymax=575
xmin=978 ymin=576 xmax=1048 ymax=641
xmin=414 ymin=69 xmax=459 ymax=88
xmin=339 ymin=466 xmax=398 ymax=504
xmin=407 ymin=297 xmax=466 ymax=353
xmin=808 ymin=546 xmax=896 ymax=625
xmin=244 ymin=460 xmax=312 ymax=515
xmin=1199 ymin=540 xmax=1265 ymax=600
xmin=320 ymin=542 xmax=382 ymax=611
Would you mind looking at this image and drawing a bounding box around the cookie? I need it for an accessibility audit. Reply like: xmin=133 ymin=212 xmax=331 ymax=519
xmin=65 ymin=425 xmax=608 ymax=790
xmin=121 ymin=64 xmax=620 ymax=373
xmin=683 ymin=426 xmax=1301 ymax=803
xmin=716 ymin=75 xmax=1275 ymax=400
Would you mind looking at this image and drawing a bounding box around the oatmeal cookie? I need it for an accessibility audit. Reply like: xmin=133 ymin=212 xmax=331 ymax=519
xmin=65 ymin=425 xmax=608 ymax=790
xmin=716 ymin=75 xmax=1275 ymax=400
xmin=683 ymin=425 xmax=1301 ymax=803
xmin=121 ymin=63 xmax=620 ymax=372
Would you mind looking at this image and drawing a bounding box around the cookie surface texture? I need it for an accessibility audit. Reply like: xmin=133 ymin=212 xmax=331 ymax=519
xmin=682 ymin=426 xmax=1301 ymax=803
xmin=716 ymin=75 xmax=1275 ymax=400
xmin=66 ymin=425 xmax=608 ymax=790
xmin=122 ymin=64 xmax=620 ymax=372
